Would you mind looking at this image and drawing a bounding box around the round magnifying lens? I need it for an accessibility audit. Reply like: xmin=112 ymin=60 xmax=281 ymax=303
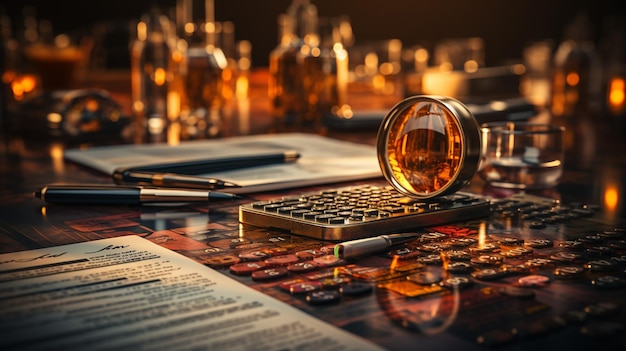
xmin=376 ymin=95 xmax=481 ymax=199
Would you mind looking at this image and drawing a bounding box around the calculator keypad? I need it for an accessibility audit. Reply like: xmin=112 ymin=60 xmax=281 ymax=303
xmin=239 ymin=185 xmax=491 ymax=241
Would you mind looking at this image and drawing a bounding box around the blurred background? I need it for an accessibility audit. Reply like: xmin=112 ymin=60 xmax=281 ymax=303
xmin=2 ymin=0 xmax=623 ymax=69
xmin=2 ymin=0 xmax=625 ymax=145
xmin=1 ymin=0 xmax=626 ymax=215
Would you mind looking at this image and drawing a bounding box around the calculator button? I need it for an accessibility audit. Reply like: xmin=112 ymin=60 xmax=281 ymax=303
xmin=251 ymin=267 xmax=289 ymax=281
xmin=518 ymin=274 xmax=550 ymax=286
xmin=340 ymin=282 xmax=373 ymax=296
xmin=306 ymin=290 xmax=341 ymax=305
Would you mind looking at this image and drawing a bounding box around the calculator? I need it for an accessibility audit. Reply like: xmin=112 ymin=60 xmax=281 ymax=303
xmin=238 ymin=184 xmax=491 ymax=241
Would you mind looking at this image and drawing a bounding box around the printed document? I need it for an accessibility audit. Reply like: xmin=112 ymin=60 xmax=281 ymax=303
xmin=64 ymin=133 xmax=382 ymax=194
xmin=0 ymin=235 xmax=385 ymax=351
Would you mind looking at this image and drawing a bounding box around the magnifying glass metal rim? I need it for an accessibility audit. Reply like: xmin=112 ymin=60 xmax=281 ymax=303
xmin=376 ymin=95 xmax=481 ymax=199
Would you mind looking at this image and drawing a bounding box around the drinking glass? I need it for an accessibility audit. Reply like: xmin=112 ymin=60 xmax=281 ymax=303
xmin=479 ymin=122 xmax=565 ymax=189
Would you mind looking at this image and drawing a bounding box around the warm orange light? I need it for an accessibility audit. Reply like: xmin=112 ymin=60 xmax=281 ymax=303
xmin=184 ymin=22 xmax=195 ymax=36
xmin=477 ymin=221 xmax=487 ymax=249
xmin=11 ymin=74 xmax=38 ymax=100
xmin=137 ymin=21 xmax=148 ymax=41
xmin=512 ymin=63 xmax=526 ymax=75
xmin=50 ymin=143 xmax=65 ymax=173
xmin=389 ymin=255 xmax=400 ymax=271
xmin=310 ymin=47 xmax=321 ymax=57
xmin=415 ymin=48 xmax=428 ymax=65
xmin=11 ymin=83 xmax=24 ymax=99
xmin=238 ymin=57 xmax=251 ymax=71
xmin=167 ymin=91 xmax=180 ymax=120
xmin=85 ymin=98 xmax=99 ymax=112
xmin=440 ymin=251 xmax=449 ymax=270
xmin=222 ymin=67 xmax=233 ymax=82
xmin=379 ymin=62 xmax=394 ymax=75
xmin=20 ymin=75 xmax=37 ymax=92
xmin=566 ymin=72 xmax=579 ymax=86
xmin=608 ymin=77 xmax=625 ymax=115
xmin=235 ymin=75 xmax=249 ymax=99
xmin=551 ymin=93 xmax=565 ymax=116
xmin=464 ymin=60 xmax=479 ymax=73
xmin=372 ymin=74 xmax=386 ymax=92
xmin=47 ymin=112 xmax=63 ymax=123
xmin=172 ymin=50 xmax=184 ymax=63
xmin=439 ymin=62 xmax=453 ymax=71
xmin=604 ymin=185 xmax=619 ymax=212
xmin=167 ymin=122 xmax=181 ymax=145
xmin=133 ymin=100 xmax=145 ymax=113
xmin=364 ymin=52 xmax=378 ymax=76
xmin=153 ymin=68 xmax=166 ymax=86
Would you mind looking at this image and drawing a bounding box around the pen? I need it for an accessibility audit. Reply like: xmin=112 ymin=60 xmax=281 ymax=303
xmin=34 ymin=184 xmax=240 ymax=205
xmin=115 ymin=150 xmax=301 ymax=175
xmin=333 ymin=233 xmax=420 ymax=259
xmin=112 ymin=170 xmax=240 ymax=190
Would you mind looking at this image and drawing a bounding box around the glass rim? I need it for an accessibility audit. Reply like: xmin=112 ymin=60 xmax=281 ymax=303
xmin=480 ymin=121 xmax=565 ymax=134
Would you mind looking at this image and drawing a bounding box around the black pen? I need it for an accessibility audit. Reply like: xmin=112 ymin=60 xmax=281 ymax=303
xmin=34 ymin=184 xmax=239 ymax=205
xmin=112 ymin=170 xmax=240 ymax=190
xmin=333 ymin=233 xmax=420 ymax=259
xmin=115 ymin=150 xmax=301 ymax=175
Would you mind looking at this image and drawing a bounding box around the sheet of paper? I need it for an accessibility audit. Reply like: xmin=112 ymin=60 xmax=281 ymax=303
xmin=64 ymin=133 xmax=382 ymax=194
xmin=0 ymin=235 xmax=385 ymax=351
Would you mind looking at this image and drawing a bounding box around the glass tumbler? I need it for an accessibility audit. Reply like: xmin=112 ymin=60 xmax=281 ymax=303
xmin=479 ymin=122 xmax=565 ymax=189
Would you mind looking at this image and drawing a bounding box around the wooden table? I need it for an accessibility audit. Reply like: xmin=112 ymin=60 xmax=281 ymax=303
xmin=1 ymin=69 xmax=626 ymax=350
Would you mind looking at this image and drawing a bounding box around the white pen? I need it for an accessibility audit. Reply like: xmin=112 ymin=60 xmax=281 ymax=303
xmin=333 ymin=233 xmax=420 ymax=259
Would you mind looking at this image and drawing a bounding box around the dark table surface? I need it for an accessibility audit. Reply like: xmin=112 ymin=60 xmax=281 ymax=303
xmin=1 ymin=81 xmax=626 ymax=350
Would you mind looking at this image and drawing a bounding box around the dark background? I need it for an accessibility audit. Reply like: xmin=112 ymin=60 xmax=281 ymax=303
xmin=2 ymin=0 xmax=624 ymax=68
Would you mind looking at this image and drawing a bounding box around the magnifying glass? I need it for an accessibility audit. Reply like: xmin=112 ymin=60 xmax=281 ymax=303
xmin=376 ymin=95 xmax=481 ymax=199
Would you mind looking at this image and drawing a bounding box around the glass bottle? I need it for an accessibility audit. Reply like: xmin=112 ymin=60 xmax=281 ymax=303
xmin=300 ymin=16 xmax=349 ymax=129
xmin=162 ymin=7 xmax=189 ymax=145
xmin=550 ymin=12 xmax=603 ymax=169
xmin=179 ymin=0 xmax=227 ymax=139
xmin=268 ymin=0 xmax=318 ymax=126
xmin=130 ymin=9 xmax=172 ymax=143
xmin=550 ymin=12 xmax=602 ymax=119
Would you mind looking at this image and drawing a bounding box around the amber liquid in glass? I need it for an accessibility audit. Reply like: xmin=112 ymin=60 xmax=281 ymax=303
xmin=184 ymin=48 xmax=224 ymax=137
xmin=269 ymin=47 xmax=302 ymax=124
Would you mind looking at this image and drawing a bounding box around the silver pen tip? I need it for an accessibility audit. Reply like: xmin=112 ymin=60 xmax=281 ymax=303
xmin=209 ymin=191 xmax=241 ymax=199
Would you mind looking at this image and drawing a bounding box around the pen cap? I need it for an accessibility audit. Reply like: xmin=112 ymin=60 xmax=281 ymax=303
xmin=336 ymin=236 xmax=389 ymax=258
xmin=376 ymin=95 xmax=481 ymax=199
